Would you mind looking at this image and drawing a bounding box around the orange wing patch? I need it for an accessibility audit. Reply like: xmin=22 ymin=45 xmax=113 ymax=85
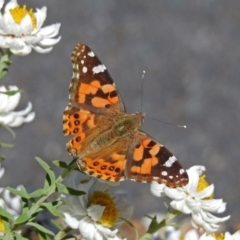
xmin=78 ymin=151 xmax=127 ymax=182
xmin=126 ymin=132 xmax=189 ymax=187
xmin=63 ymin=105 xmax=99 ymax=155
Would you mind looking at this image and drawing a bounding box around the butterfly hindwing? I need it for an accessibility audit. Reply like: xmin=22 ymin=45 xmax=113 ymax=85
xmin=125 ymin=131 xmax=189 ymax=187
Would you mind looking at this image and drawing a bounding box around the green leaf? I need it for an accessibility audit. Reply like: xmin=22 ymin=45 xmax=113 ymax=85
xmin=14 ymin=231 xmax=28 ymax=240
xmin=146 ymin=215 xmax=163 ymax=234
xmin=52 ymin=160 xmax=68 ymax=169
xmin=56 ymin=183 xmax=85 ymax=196
xmin=41 ymin=201 xmax=64 ymax=217
xmin=26 ymin=222 xmax=55 ymax=236
xmin=29 ymin=189 xmax=45 ymax=198
xmin=38 ymin=231 xmax=52 ymax=240
xmin=2 ymin=124 xmax=16 ymax=138
xmin=7 ymin=186 xmax=30 ymax=199
xmin=14 ymin=212 xmax=31 ymax=224
xmin=0 ymin=206 xmax=13 ymax=221
xmin=139 ymin=233 xmax=152 ymax=240
xmin=51 ymin=219 xmax=64 ymax=231
xmin=0 ymin=155 xmax=5 ymax=161
xmin=0 ymin=89 xmax=22 ymax=96
xmin=0 ymin=142 xmax=14 ymax=148
xmin=35 ymin=157 xmax=55 ymax=185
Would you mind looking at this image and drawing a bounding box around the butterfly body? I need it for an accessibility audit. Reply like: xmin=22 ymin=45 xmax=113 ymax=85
xmin=63 ymin=43 xmax=189 ymax=187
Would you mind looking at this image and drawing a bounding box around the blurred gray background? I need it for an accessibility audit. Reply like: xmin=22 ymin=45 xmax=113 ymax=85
xmin=1 ymin=0 xmax=240 ymax=232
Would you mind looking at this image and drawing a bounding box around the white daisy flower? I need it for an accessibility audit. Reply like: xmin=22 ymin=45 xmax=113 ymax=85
xmin=0 ymin=85 xmax=35 ymax=127
xmin=59 ymin=174 xmax=133 ymax=240
xmin=151 ymin=166 xmax=230 ymax=233
xmin=0 ymin=186 xmax=22 ymax=219
xmin=0 ymin=0 xmax=61 ymax=55
xmin=200 ymin=230 xmax=240 ymax=240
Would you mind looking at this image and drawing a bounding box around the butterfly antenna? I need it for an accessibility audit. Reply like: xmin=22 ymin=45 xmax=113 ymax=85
xmin=151 ymin=118 xmax=187 ymax=129
xmin=141 ymin=70 xmax=146 ymax=112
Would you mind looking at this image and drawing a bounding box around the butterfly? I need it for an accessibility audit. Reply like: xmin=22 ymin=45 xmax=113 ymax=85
xmin=63 ymin=43 xmax=189 ymax=188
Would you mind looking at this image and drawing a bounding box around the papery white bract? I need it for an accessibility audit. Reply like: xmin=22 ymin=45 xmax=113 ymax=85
xmin=0 ymin=0 xmax=61 ymax=55
xmin=200 ymin=230 xmax=240 ymax=240
xmin=0 ymin=186 xmax=22 ymax=219
xmin=0 ymin=85 xmax=35 ymax=127
xmin=59 ymin=174 xmax=133 ymax=240
xmin=151 ymin=165 xmax=230 ymax=233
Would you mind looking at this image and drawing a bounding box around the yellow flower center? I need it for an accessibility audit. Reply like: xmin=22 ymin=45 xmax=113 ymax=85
xmin=9 ymin=5 xmax=36 ymax=29
xmin=197 ymin=175 xmax=213 ymax=199
xmin=0 ymin=217 xmax=5 ymax=233
xmin=89 ymin=190 xmax=119 ymax=228
xmin=212 ymin=233 xmax=225 ymax=240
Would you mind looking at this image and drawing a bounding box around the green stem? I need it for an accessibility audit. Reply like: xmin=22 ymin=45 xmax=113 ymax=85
xmin=54 ymin=226 xmax=72 ymax=240
xmin=5 ymin=165 xmax=75 ymax=237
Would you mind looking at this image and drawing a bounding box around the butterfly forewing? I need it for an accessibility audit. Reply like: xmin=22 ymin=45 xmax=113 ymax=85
xmin=63 ymin=43 xmax=189 ymax=188
xmin=70 ymin=44 xmax=125 ymax=112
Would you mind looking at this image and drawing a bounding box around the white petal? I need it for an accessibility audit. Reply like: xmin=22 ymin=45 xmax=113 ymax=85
xmin=63 ymin=211 xmax=80 ymax=229
xmin=37 ymin=23 xmax=61 ymax=38
xmin=170 ymin=199 xmax=191 ymax=213
xmin=184 ymin=229 xmax=199 ymax=240
xmin=79 ymin=217 xmax=97 ymax=240
xmin=0 ymin=86 xmax=20 ymax=112
xmin=199 ymin=233 xmax=215 ymax=240
xmin=38 ymin=36 xmax=61 ymax=47
xmin=4 ymin=0 xmax=18 ymax=13
xmin=0 ymin=0 xmax=4 ymax=11
xmin=19 ymin=14 xmax=34 ymax=34
xmin=10 ymin=43 xmax=32 ymax=55
xmin=32 ymin=45 xmax=53 ymax=54
xmin=87 ymin=204 xmax=105 ymax=222
xmin=0 ymin=168 xmax=4 ymax=179
xmin=150 ymin=182 xmax=166 ymax=197
xmin=0 ymin=113 xmax=15 ymax=125
xmin=34 ymin=6 xmax=47 ymax=31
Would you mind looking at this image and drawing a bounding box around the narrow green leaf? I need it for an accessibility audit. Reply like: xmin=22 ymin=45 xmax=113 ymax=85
xmin=43 ymin=176 xmax=50 ymax=190
xmin=139 ymin=233 xmax=152 ymax=240
xmin=0 ymin=89 xmax=22 ymax=96
xmin=35 ymin=157 xmax=55 ymax=185
xmin=2 ymin=124 xmax=15 ymax=138
xmin=26 ymin=222 xmax=55 ymax=236
xmin=7 ymin=186 xmax=30 ymax=199
xmin=14 ymin=212 xmax=31 ymax=224
xmin=41 ymin=201 xmax=64 ymax=217
xmin=29 ymin=189 xmax=45 ymax=198
xmin=56 ymin=183 xmax=85 ymax=196
xmin=0 ymin=142 xmax=14 ymax=148
xmin=14 ymin=231 xmax=28 ymax=240
xmin=51 ymin=219 xmax=64 ymax=231
xmin=0 ymin=206 xmax=13 ymax=221
xmin=52 ymin=160 xmax=68 ymax=168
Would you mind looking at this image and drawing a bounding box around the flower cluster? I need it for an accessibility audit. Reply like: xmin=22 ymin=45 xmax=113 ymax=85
xmin=151 ymin=166 xmax=230 ymax=233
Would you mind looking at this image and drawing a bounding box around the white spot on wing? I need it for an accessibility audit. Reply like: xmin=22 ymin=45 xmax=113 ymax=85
xmin=164 ymin=156 xmax=177 ymax=167
xmin=88 ymin=51 xmax=95 ymax=57
xmin=92 ymin=64 xmax=106 ymax=74
xmin=82 ymin=66 xmax=87 ymax=73
xmin=161 ymin=171 xmax=168 ymax=176
xmin=169 ymin=176 xmax=173 ymax=179
xmin=81 ymin=60 xmax=84 ymax=64
xmin=179 ymin=169 xmax=185 ymax=174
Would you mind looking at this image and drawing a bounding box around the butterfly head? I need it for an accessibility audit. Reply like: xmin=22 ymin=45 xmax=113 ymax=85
xmin=133 ymin=112 xmax=145 ymax=125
